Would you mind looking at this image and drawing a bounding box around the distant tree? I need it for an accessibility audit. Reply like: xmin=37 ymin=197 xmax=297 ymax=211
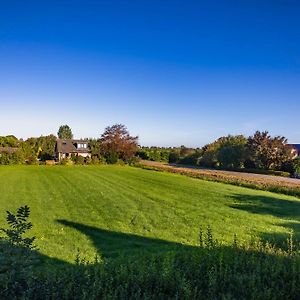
xmin=57 ymin=125 xmax=73 ymax=139
xmin=200 ymin=135 xmax=248 ymax=168
xmin=100 ymin=124 xmax=138 ymax=162
xmin=37 ymin=135 xmax=57 ymax=160
xmin=168 ymin=151 xmax=180 ymax=163
xmin=217 ymin=145 xmax=247 ymax=169
xmin=89 ymin=139 xmax=101 ymax=157
xmin=179 ymin=145 xmax=190 ymax=157
xmin=217 ymin=136 xmax=248 ymax=169
xmin=294 ymin=158 xmax=300 ymax=177
xmin=0 ymin=135 xmax=19 ymax=147
xmin=247 ymin=131 xmax=294 ymax=170
xmin=137 ymin=148 xmax=150 ymax=160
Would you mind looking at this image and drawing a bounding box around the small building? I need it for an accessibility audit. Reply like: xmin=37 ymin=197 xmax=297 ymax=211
xmin=288 ymin=144 xmax=300 ymax=159
xmin=55 ymin=139 xmax=91 ymax=162
xmin=0 ymin=147 xmax=18 ymax=157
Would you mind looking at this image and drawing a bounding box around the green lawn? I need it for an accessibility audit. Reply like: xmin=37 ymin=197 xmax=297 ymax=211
xmin=0 ymin=165 xmax=299 ymax=263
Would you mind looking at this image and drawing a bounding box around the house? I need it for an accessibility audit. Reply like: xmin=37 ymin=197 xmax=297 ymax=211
xmin=55 ymin=139 xmax=91 ymax=161
xmin=0 ymin=147 xmax=18 ymax=156
xmin=288 ymin=144 xmax=300 ymax=159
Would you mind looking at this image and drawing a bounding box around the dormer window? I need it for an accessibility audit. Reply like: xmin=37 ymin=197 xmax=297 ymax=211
xmin=77 ymin=143 xmax=87 ymax=149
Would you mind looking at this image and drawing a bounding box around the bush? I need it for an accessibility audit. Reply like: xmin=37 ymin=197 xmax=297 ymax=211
xmin=168 ymin=151 xmax=180 ymax=163
xmin=71 ymin=155 xmax=85 ymax=165
xmin=105 ymin=152 xmax=119 ymax=164
xmin=59 ymin=158 xmax=74 ymax=166
xmin=26 ymin=156 xmax=39 ymax=165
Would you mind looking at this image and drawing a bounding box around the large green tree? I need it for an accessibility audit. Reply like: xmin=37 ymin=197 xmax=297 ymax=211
xmin=57 ymin=125 xmax=73 ymax=139
xmin=201 ymin=135 xmax=248 ymax=168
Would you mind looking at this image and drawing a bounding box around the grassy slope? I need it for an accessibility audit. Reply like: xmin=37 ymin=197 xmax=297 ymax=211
xmin=0 ymin=165 xmax=299 ymax=263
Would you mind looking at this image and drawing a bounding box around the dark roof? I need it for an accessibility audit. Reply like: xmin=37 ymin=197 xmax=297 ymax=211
xmin=288 ymin=144 xmax=300 ymax=153
xmin=56 ymin=139 xmax=90 ymax=154
xmin=0 ymin=147 xmax=18 ymax=154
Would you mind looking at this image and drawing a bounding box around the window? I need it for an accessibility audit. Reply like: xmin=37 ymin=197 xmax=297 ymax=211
xmin=77 ymin=143 xmax=87 ymax=149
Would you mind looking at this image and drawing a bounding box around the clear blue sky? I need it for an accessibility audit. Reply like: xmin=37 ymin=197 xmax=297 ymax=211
xmin=0 ymin=0 xmax=299 ymax=147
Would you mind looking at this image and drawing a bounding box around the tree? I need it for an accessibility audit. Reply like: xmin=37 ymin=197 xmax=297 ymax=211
xmin=247 ymin=131 xmax=294 ymax=170
xmin=294 ymin=158 xmax=300 ymax=177
xmin=200 ymin=135 xmax=248 ymax=168
xmin=0 ymin=135 xmax=19 ymax=147
xmin=57 ymin=125 xmax=73 ymax=139
xmin=217 ymin=144 xmax=247 ymax=169
xmin=100 ymin=124 xmax=138 ymax=162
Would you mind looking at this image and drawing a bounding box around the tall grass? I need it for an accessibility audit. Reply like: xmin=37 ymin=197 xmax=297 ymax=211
xmin=1 ymin=227 xmax=300 ymax=300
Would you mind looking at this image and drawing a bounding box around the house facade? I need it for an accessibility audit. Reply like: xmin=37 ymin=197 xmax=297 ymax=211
xmin=55 ymin=139 xmax=91 ymax=161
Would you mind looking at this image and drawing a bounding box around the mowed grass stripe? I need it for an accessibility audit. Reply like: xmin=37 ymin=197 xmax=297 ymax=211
xmin=0 ymin=165 xmax=300 ymax=263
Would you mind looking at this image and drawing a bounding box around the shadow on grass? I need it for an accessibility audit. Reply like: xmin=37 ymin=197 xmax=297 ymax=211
xmin=228 ymin=193 xmax=300 ymax=246
xmin=229 ymin=194 xmax=300 ymax=218
xmin=3 ymin=219 xmax=300 ymax=298
xmin=57 ymin=219 xmax=189 ymax=258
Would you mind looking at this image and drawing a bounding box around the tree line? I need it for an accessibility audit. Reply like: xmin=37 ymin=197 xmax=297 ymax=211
xmin=1 ymin=127 xmax=299 ymax=176
xmin=138 ymin=131 xmax=300 ymax=177
xmin=0 ymin=124 xmax=139 ymax=165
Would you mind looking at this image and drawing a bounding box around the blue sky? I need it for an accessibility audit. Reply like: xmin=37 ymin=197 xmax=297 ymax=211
xmin=0 ymin=1 xmax=299 ymax=146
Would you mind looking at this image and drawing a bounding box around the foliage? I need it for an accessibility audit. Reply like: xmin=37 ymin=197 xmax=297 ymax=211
xmin=37 ymin=135 xmax=57 ymax=160
xmin=0 ymin=151 xmax=24 ymax=165
xmin=57 ymin=124 xmax=73 ymax=139
xmin=71 ymin=154 xmax=85 ymax=165
xmin=294 ymin=158 xmax=300 ymax=177
xmin=0 ymin=134 xmax=57 ymax=165
xmin=138 ymin=146 xmax=200 ymax=165
xmin=89 ymin=138 xmax=101 ymax=156
xmin=217 ymin=144 xmax=245 ymax=168
xmin=201 ymin=135 xmax=248 ymax=168
xmin=178 ymin=149 xmax=203 ymax=165
xmin=105 ymin=151 xmax=119 ymax=164
xmin=138 ymin=147 xmax=172 ymax=162
xmin=168 ymin=150 xmax=180 ymax=163
xmin=199 ymin=132 xmax=295 ymax=175
xmin=1 ymin=226 xmax=300 ymax=299
xmin=247 ymin=131 xmax=294 ymax=170
xmin=100 ymin=124 xmax=138 ymax=163
xmin=59 ymin=158 xmax=74 ymax=165
xmin=0 ymin=205 xmax=36 ymax=249
xmin=0 ymin=135 xmax=19 ymax=147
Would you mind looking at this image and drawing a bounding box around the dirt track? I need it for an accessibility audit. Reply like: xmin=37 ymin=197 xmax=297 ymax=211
xmin=140 ymin=160 xmax=300 ymax=189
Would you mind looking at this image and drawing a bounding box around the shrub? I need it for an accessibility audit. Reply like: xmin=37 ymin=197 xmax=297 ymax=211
xmin=168 ymin=151 xmax=180 ymax=163
xmin=1 ymin=226 xmax=300 ymax=299
xmin=26 ymin=155 xmax=39 ymax=165
xmin=0 ymin=205 xmax=36 ymax=249
xmin=59 ymin=158 xmax=74 ymax=166
xmin=106 ymin=151 xmax=119 ymax=164
xmin=72 ymin=155 xmax=85 ymax=165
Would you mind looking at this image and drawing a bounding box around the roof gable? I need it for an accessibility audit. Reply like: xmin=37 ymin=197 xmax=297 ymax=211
xmin=56 ymin=139 xmax=90 ymax=153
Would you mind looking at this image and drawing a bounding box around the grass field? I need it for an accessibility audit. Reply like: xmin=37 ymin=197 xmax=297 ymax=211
xmin=0 ymin=165 xmax=300 ymax=264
